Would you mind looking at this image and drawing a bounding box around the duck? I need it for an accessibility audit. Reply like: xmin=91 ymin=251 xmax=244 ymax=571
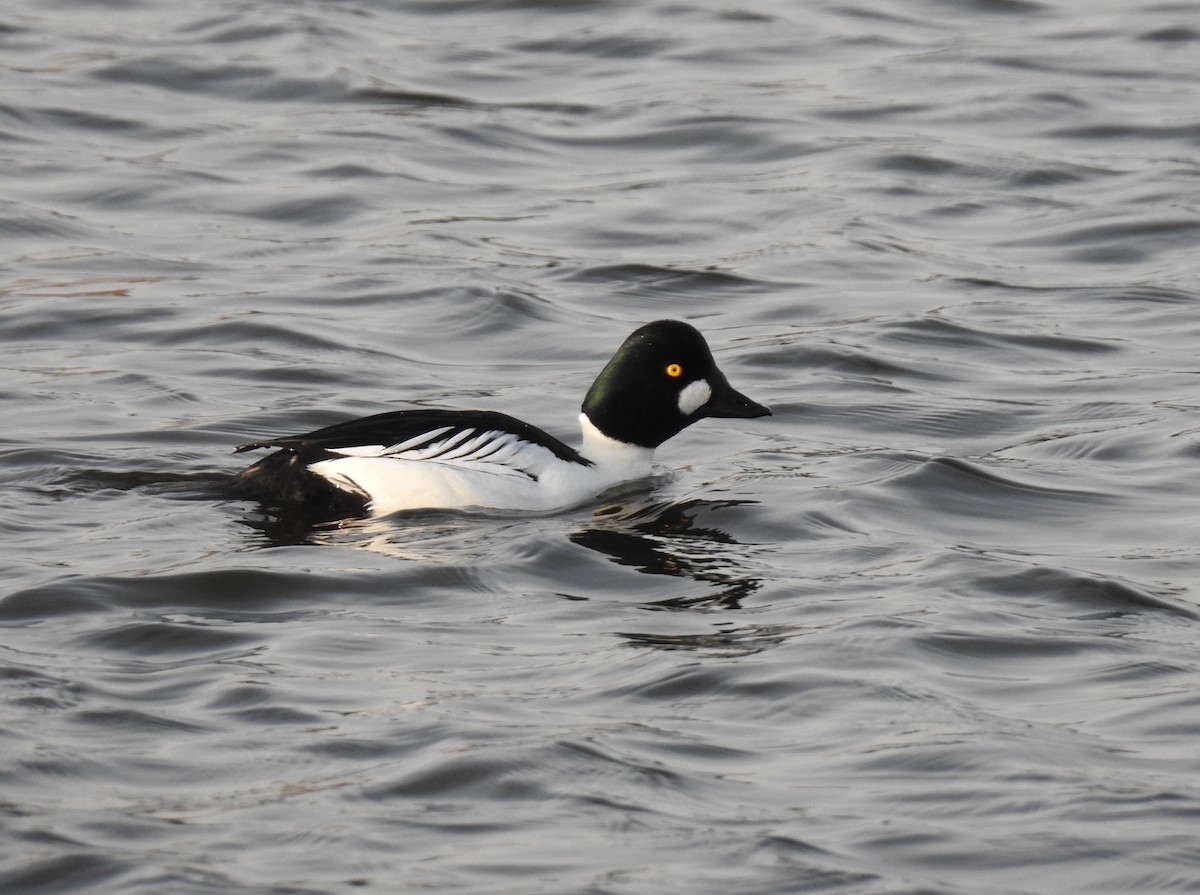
xmin=232 ymin=319 xmax=770 ymax=518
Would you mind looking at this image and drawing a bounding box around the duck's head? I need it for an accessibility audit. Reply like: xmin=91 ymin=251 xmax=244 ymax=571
xmin=581 ymin=319 xmax=771 ymax=449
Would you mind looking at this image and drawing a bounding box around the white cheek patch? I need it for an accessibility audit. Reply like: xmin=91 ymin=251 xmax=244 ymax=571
xmin=677 ymin=378 xmax=712 ymax=416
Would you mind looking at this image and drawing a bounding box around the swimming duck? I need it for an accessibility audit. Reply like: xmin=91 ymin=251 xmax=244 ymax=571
xmin=233 ymin=319 xmax=770 ymax=517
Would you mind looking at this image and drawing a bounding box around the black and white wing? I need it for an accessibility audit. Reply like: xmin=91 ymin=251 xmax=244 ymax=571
xmin=236 ymin=408 xmax=592 ymax=480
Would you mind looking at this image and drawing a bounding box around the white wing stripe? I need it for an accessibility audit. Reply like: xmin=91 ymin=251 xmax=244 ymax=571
xmin=389 ymin=426 xmax=455 ymax=454
xmin=412 ymin=428 xmax=474 ymax=458
xmin=431 ymin=430 xmax=493 ymax=460
xmin=323 ymin=426 xmax=553 ymax=480
xmin=329 ymin=444 xmax=387 ymax=457
xmin=328 ymin=425 xmax=460 ymax=459
xmin=408 ymin=424 xmax=472 ymax=455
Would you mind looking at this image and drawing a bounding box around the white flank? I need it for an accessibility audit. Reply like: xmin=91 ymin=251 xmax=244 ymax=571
xmin=677 ymin=378 xmax=712 ymax=416
xmin=307 ymin=419 xmax=656 ymax=517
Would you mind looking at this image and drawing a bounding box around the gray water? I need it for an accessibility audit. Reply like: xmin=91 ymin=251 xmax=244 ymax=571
xmin=3 ymin=0 xmax=1200 ymax=892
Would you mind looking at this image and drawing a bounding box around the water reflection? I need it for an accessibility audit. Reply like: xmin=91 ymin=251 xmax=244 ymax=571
xmin=237 ymin=506 xmax=355 ymax=548
xmin=237 ymin=496 xmax=765 ymax=608
xmin=576 ymin=499 xmax=792 ymax=656
xmin=235 ymin=492 xmax=787 ymax=654
xmin=236 ymin=496 xmax=768 ymax=603
xmin=572 ymin=498 xmax=763 ymax=611
xmin=236 ymin=506 xmax=504 ymax=558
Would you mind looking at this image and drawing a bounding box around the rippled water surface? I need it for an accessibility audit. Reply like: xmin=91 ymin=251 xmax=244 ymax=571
xmin=4 ymin=0 xmax=1200 ymax=892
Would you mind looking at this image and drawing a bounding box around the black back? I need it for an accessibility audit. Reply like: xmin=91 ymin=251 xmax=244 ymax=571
xmin=235 ymin=408 xmax=592 ymax=467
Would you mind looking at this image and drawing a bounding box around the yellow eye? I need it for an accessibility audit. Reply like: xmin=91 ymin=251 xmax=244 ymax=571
xmin=665 ymin=363 xmax=683 ymax=378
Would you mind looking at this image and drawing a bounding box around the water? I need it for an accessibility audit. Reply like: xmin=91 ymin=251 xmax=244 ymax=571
xmin=3 ymin=0 xmax=1200 ymax=892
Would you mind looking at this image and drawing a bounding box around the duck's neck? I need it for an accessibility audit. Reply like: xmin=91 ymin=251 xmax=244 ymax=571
xmin=578 ymin=412 xmax=655 ymax=477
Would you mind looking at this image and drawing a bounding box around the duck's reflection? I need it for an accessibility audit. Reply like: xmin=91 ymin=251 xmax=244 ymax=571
xmin=236 ymin=505 xmax=513 ymax=559
xmin=236 ymin=492 xmax=787 ymax=654
xmin=236 ymin=493 xmax=768 ymax=600
xmin=576 ymin=498 xmax=793 ymax=655
xmin=571 ymin=498 xmax=762 ymax=611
